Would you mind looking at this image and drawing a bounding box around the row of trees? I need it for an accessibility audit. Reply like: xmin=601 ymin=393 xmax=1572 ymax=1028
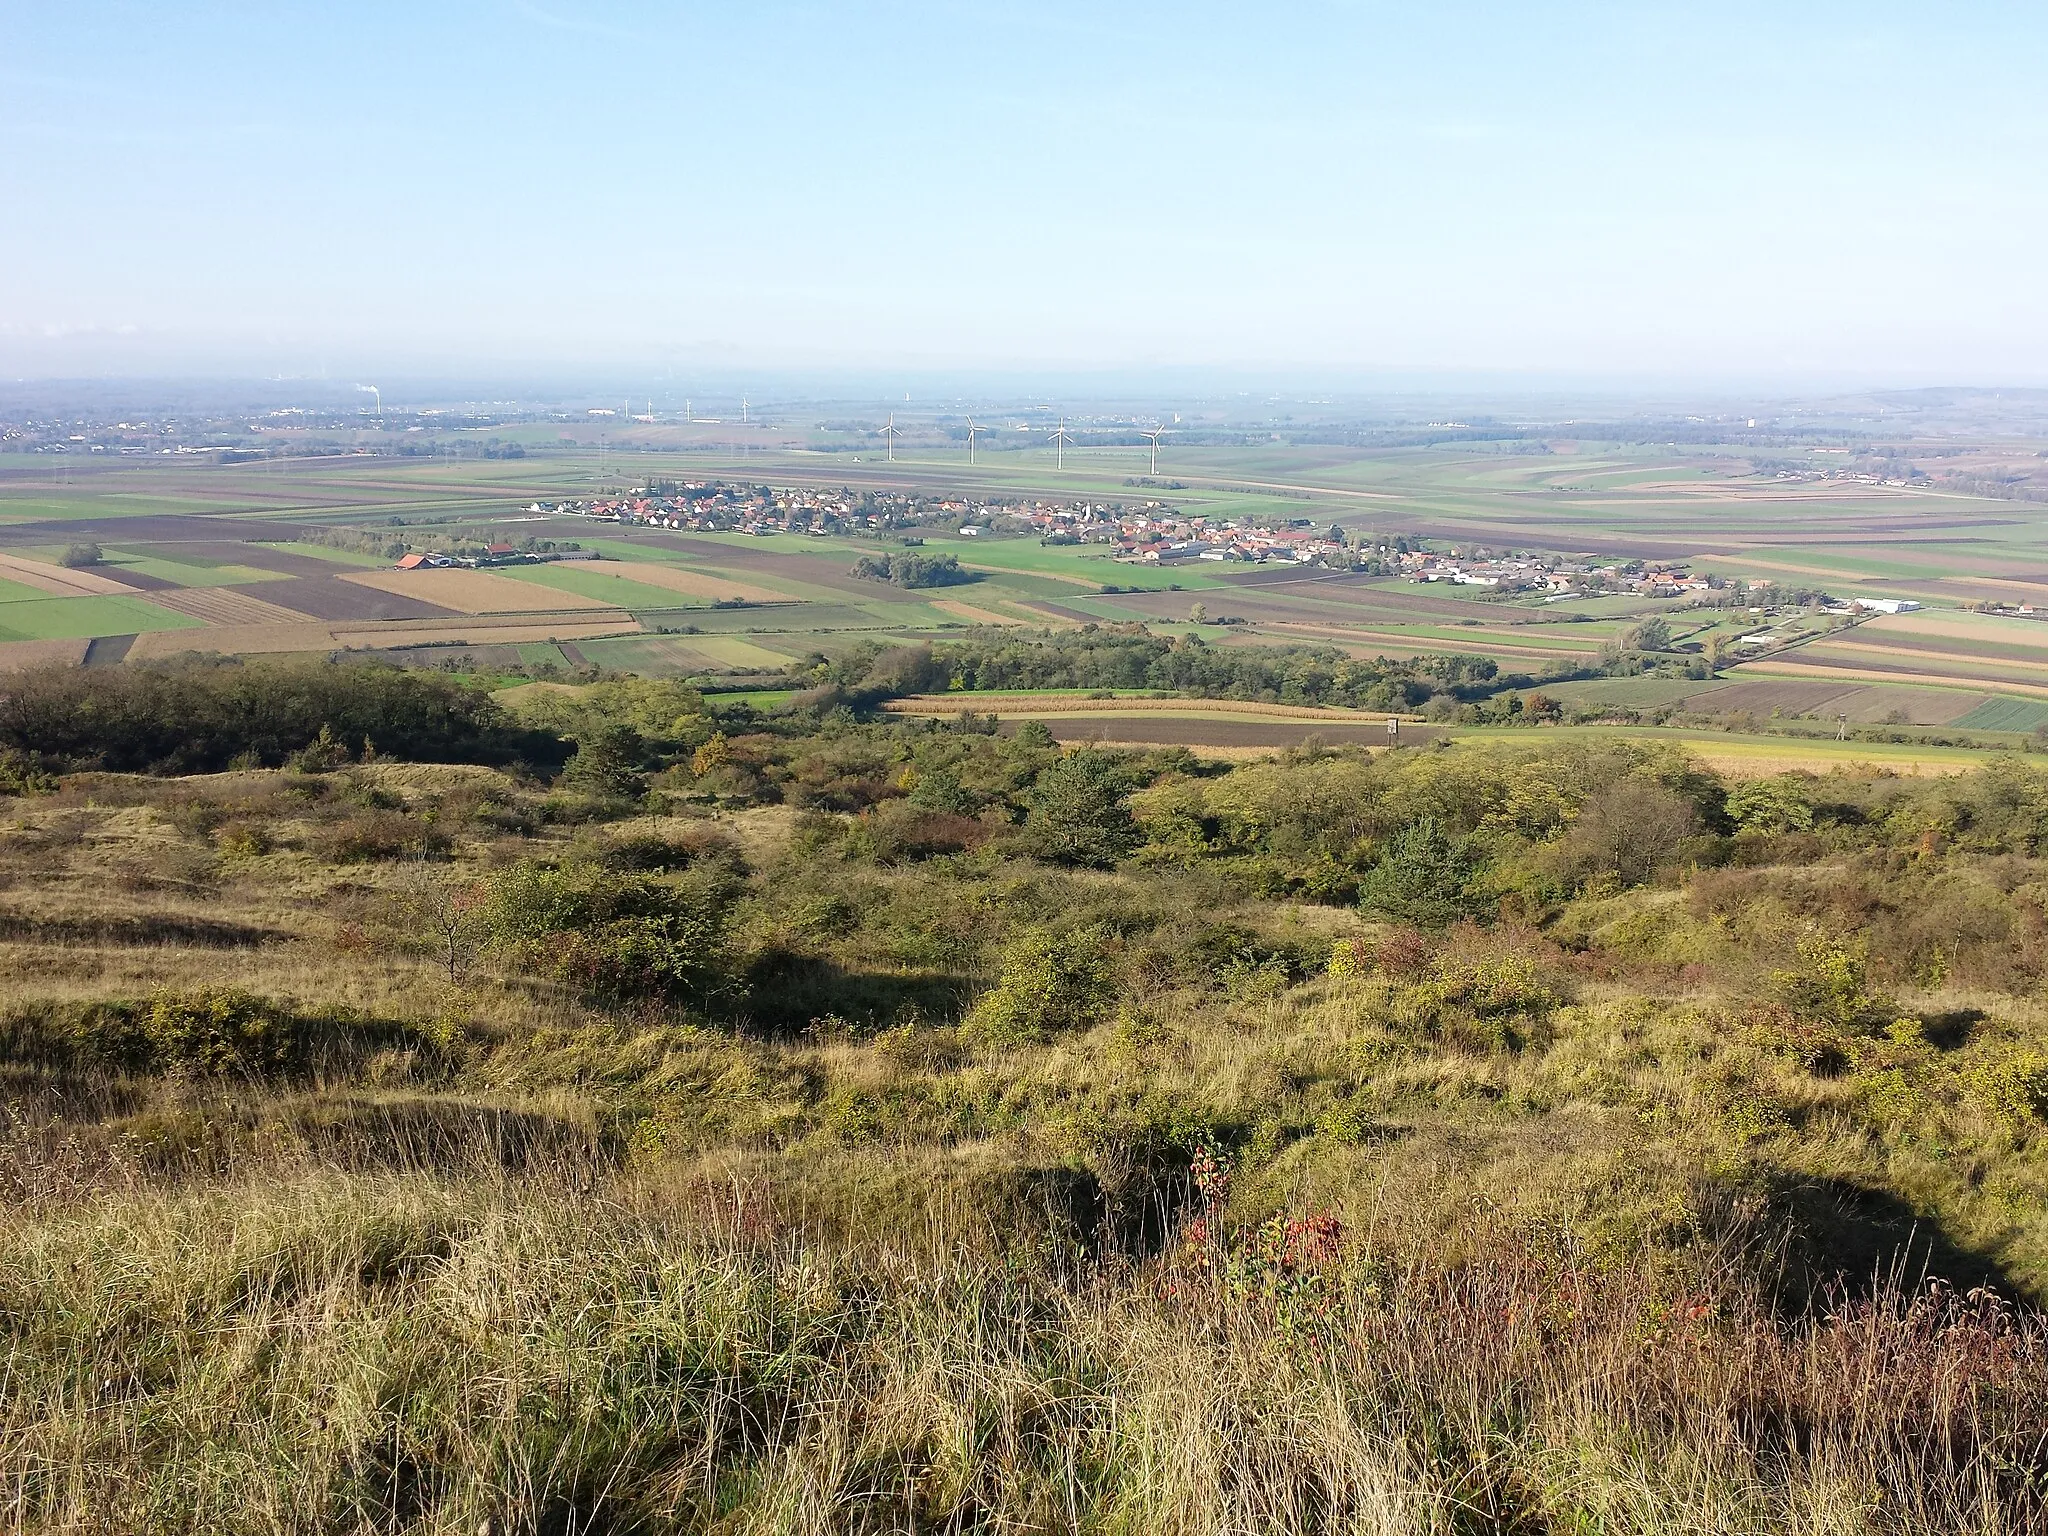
xmin=793 ymin=629 xmax=1520 ymax=711
xmin=0 ymin=659 xmax=569 ymax=775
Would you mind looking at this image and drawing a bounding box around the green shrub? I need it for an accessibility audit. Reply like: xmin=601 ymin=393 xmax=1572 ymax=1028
xmin=0 ymin=749 xmax=58 ymax=797
xmin=0 ymin=657 xmax=568 ymax=774
xmin=963 ymin=925 xmax=1115 ymax=1045
xmin=1968 ymin=1050 xmax=2048 ymax=1126
xmin=481 ymin=860 xmax=739 ymax=1008
xmin=1022 ymin=751 xmax=1141 ymax=868
xmin=1356 ymin=818 xmax=1482 ymax=928
xmin=1771 ymin=932 xmax=1885 ymax=1032
xmin=0 ymin=988 xmax=439 ymax=1080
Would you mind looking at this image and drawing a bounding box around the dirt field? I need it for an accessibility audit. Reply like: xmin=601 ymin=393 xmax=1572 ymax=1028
xmin=234 ymin=576 xmax=456 ymax=622
xmin=338 ymin=569 xmax=622 ymax=615
xmin=0 ymin=553 xmax=137 ymax=597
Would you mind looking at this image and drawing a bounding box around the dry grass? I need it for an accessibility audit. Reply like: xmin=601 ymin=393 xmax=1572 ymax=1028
xmin=7 ymin=758 xmax=2048 ymax=1531
xmin=1 ymin=1157 xmax=2041 ymax=1534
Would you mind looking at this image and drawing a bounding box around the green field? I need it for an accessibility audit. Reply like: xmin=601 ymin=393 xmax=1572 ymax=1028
xmin=251 ymin=540 xmax=391 ymax=568
xmin=0 ymin=595 xmax=203 ymax=642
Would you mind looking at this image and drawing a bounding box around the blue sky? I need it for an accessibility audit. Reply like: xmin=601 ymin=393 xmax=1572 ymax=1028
xmin=4 ymin=1 xmax=2046 ymax=384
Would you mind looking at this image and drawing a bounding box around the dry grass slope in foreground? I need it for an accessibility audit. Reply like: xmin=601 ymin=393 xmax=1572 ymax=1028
xmin=6 ymin=670 xmax=2048 ymax=1532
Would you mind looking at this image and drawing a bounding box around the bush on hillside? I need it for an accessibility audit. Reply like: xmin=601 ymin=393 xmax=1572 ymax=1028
xmin=963 ymin=926 xmax=1116 ymax=1044
xmin=0 ymin=988 xmax=441 ymax=1080
xmin=481 ymin=859 xmax=741 ymax=1008
xmin=1356 ymin=818 xmax=1483 ymax=928
xmin=1023 ymin=750 xmax=1142 ymax=867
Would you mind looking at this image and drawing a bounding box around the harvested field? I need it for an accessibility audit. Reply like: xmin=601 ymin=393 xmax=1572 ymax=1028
xmin=1010 ymin=599 xmax=1102 ymax=623
xmin=124 ymin=613 xmax=643 ymax=660
xmin=337 ymin=569 xmax=620 ymax=615
xmin=0 ymin=637 xmax=90 ymax=671
xmin=1684 ymin=679 xmax=1863 ymax=716
xmin=1834 ymin=625 xmax=2048 ymax=667
xmin=1677 ymin=678 xmax=1986 ymax=727
xmin=1877 ymin=610 xmax=2048 ymax=645
xmin=929 ymin=598 xmax=1030 ymax=625
xmin=0 ymin=514 xmax=313 ymax=546
xmin=667 ymin=635 xmax=799 ymax=669
xmin=1786 ymin=640 xmax=2048 ymax=689
xmin=1250 ymin=620 xmax=1600 ymax=661
xmin=999 ymin=716 xmax=1431 ymax=750
xmin=136 ymin=541 xmax=367 ymax=577
xmin=0 ymin=552 xmax=136 ymax=597
xmin=142 ymin=587 xmax=317 ymax=626
xmin=568 ymin=561 xmax=792 ymax=604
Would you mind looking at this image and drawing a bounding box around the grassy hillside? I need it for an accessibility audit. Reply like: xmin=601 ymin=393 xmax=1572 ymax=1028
xmin=5 ymin=662 xmax=2048 ymax=1531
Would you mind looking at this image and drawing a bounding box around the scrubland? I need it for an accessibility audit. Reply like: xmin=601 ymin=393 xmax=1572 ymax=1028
xmin=5 ymin=658 xmax=2048 ymax=1532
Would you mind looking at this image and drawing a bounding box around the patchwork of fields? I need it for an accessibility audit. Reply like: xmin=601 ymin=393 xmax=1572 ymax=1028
xmin=4 ymin=441 xmax=2047 ymax=750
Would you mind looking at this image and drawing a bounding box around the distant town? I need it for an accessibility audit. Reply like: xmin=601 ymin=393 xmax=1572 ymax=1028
xmin=524 ymin=481 xmax=1763 ymax=601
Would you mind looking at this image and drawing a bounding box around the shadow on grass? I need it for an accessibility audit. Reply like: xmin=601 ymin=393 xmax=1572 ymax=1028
xmin=741 ymin=950 xmax=973 ymax=1037
xmin=1769 ymin=1171 xmax=2030 ymax=1308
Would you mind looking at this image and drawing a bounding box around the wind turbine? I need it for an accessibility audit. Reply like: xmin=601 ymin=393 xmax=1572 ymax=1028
xmin=1048 ymin=417 xmax=1073 ymax=471
xmin=880 ymin=413 xmax=902 ymax=462
xmin=1142 ymin=425 xmax=1168 ymax=476
xmin=965 ymin=417 xmax=986 ymax=466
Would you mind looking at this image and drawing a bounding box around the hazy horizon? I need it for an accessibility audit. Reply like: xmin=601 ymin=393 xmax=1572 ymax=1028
xmin=8 ymin=1 xmax=2047 ymax=385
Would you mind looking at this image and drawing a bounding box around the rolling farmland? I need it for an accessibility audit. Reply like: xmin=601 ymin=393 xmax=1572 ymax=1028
xmin=4 ymin=431 xmax=2047 ymax=750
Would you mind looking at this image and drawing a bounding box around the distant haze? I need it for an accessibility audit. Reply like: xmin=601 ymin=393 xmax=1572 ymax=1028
xmin=6 ymin=1 xmax=2047 ymax=385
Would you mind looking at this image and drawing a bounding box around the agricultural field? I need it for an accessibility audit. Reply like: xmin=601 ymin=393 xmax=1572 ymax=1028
xmin=5 ymin=435 xmax=2048 ymax=746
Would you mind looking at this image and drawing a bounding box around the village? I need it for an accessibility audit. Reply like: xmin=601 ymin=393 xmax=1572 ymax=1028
xmin=507 ymin=479 xmax=1743 ymax=599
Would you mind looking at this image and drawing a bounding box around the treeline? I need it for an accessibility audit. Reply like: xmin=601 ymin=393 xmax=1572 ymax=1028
xmin=0 ymin=659 xmax=569 ymax=775
xmin=803 ymin=629 xmax=1521 ymax=711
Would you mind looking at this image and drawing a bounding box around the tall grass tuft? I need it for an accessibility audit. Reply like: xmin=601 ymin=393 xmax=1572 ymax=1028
xmin=4 ymin=1152 xmax=2043 ymax=1534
